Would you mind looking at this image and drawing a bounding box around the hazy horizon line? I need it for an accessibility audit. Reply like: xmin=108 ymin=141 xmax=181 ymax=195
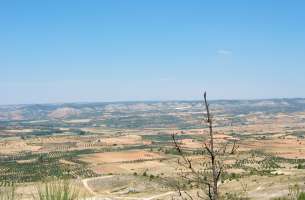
xmin=1 ymin=96 xmax=305 ymax=107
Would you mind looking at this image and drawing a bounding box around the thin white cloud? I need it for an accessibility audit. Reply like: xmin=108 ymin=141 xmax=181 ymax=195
xmin=217 ymin=49 xmax=232 ymax=55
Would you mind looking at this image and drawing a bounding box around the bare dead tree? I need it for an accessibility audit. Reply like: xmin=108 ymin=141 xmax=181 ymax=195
xmin=230 ymin=139 xmax=239 ymax=155
xmin=172 ymin=92 xmax=238 ymax=200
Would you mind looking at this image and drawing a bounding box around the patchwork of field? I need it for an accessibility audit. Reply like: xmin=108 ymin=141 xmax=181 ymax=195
xmin=79 ymin=150 xmax=163 ymax=163
xmin=1 ymin=99 xmax=305 ymax=199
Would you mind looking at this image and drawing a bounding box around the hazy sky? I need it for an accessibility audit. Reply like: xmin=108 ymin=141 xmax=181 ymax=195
xmin=1 ymin=0 xmax=305 ymax=105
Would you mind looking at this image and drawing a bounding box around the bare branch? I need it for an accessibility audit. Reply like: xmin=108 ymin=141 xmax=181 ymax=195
xmin=172 ymin=92 xmax=237 ymax=200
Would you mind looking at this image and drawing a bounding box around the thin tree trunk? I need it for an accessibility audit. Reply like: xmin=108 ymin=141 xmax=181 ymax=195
xmin=204 ymin=92 xmax=218 ymax=200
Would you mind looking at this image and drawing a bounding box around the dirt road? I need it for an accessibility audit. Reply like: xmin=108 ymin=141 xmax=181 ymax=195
xmin=82 ymin=176 xmax=174 ymax=200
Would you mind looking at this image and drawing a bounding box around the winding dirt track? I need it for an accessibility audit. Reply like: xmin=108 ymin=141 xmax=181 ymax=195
xmin=82 ymin=176 xmax=114 ymax=196
xmin=82 ymin=176 xmax=174 ymax=200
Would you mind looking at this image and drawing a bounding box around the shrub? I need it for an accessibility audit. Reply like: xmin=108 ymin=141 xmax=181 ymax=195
xmin=274 ymin=184 xmax=305 ymax=200
xmin=34 ymin=179 xmax=80 ymax=200
xmin=298 ymin=192 xmax=305 ymax=200
xmin=0 ymin=186 xmax=16 ymax=200
xmin=297 ymin=164 xmax=305 ymax=169
xmin=142 ymin=171 xmax=147 ymax=176
xmin=222 ymin=192 xmax=249 ymax=200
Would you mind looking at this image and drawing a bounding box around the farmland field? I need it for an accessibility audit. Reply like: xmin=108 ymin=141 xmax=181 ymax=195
xmin=1 ymin=99 xmax=305 ymax=199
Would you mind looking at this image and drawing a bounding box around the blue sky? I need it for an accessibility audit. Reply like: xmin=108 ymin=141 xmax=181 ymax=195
xmin=1 ymin=0 xmax=305 ymax=105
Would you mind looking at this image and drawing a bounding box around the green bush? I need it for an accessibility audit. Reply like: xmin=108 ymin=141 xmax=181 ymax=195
xmin=298 ymin=192 xmax=305 ymax=200
xmin=222 ymin=192 xmax=249 ymax=200
xmin=0 ymin=186 xmax=16 ymax=200
xmin=274 ymin=184 xmax=305 ymax=200
xmin=34 ymin=179 xmax=80 ymax=200
xmin=297 ymin=164 xmax=305 ymax=169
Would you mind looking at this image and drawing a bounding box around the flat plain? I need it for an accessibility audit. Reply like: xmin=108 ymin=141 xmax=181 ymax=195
xmin=1 ymin=99 xmax=305 ymax=199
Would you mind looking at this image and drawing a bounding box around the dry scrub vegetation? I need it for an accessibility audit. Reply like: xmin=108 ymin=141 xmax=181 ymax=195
xmin=1 ymin=97 xmax=305 ymax=199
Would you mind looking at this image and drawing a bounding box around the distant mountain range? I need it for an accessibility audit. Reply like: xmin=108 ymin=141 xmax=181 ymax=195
xmin=1 ymin=98 xmax=305 ymax=121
